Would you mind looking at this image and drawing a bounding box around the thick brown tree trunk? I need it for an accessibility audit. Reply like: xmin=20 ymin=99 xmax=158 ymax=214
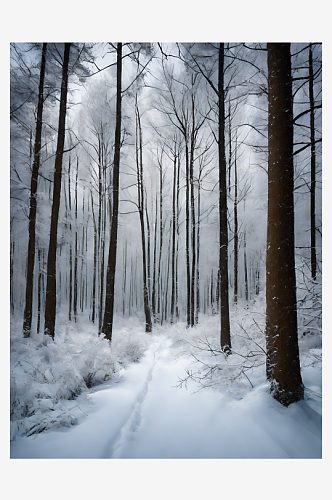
xmin=44 ymin=43 xmax=71 ymax=339
xmin=102 ymin=43 xmax=122 ymax=342
xmin=218 ymin=43 xmax=231 ymax=351
xmin=23 ymin=43 xmax=47 ymax=337
xmin=266 ymin=43 xmax=304 ymax=406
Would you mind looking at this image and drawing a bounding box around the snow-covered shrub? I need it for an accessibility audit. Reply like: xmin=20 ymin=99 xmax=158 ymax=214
xmin=10 ymin=312 xmax=152 ymax=440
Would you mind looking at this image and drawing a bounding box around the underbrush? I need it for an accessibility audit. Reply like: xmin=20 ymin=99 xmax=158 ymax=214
xmin=10 ymin=278 xmax=322 ymax=441
xmin=10 ymin=312 xmax=152 ymax=441
xmin=174 ymin=293 xmax=322 ymax=409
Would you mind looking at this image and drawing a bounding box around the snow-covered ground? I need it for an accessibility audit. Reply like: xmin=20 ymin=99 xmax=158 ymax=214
xmin=10 ymin=297 xmax=322 ymax=459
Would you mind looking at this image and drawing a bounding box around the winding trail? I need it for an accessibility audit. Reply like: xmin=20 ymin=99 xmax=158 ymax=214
xmin=10 ymin=334 xmax=322 ymax=459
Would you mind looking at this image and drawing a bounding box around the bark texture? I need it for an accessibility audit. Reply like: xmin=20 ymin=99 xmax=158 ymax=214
xmin=23 ymin=43 xmax=47 ymax=337
xmin=266 ymin=43 xmax=303 ymax=406
xmin=44 ymin=43 xmax=71 ymax=339
xmin=309 ymin=44 xmax=317 ymax=280
xmin=102 ymin=43 xmax=122 ymax=342
xmin=218 ymin=43 xmax=231 ymax=351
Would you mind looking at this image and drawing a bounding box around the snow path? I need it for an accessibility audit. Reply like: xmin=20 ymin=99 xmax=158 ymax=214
xmin=10 ymin=334 xmax=322 ymax=459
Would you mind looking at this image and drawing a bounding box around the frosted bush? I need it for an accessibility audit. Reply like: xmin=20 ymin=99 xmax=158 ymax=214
xmin=10 ymin=312 xmax=152 ymax=440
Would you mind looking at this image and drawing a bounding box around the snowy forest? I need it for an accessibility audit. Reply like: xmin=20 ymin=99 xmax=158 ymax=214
xmin=10 ymin=42 xmax=322 ymax=459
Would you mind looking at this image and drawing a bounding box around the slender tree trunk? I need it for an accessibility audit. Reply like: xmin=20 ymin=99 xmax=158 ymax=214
xmin=256 ymin=266 xmax=260 ymax=296
xmin=81 ymin=231 xmax=84 ymax=313
xmin=218 ymin=43 xmax=231 ymax=351
xmin=102 ymin=43 xmax=122 ymax=342
xmin=152 ymin=192 xmax=158 ymax=319
xmin=99 ymin=193 xmax=106 ymax=334
xmin=37 ymin=248 xmax=42 ymax=334
xmin=175 ymin=153 xmax=180 ymax=319
xmin=185 ymin=139 xmax=191 ymax=327
xmin=81 ymin=190 xmax=85 ymax=313
xmin=146 ymin=203 xmax=151 ymax=301
xmin=11 ymin=241 xmax=15 ymax=313
xmin=228 ymin=100 xmax=232 ymax=193
xmin=68 ymin=156 xmax=73 ymax=321
xmin=195 ymin=177 xmax=201 ymax=324
xmin=91 ymin=191 xmax=97 ymax=323
xmin=74 ymin=157 xmax=78 ymax=322
xmin=233 ymin=134 xmax=238 ymax=304
xmin=309 ymin=44 xmax=317 ymax=280
xmin=171 ymin=152 xmax=177 ymax=323
xmin=216 ymin=268 xmax=220 ymax=312
xmin=23 ymin=42 xmax=47 ymax=337
xmin=44 ymin=43 xmax=71 ymax=339
xmin=266 ymin=43 xmax=303 ymax=405
xmin=157 ymin=154 xmax=163 ymax=321
xmin=244 ymin=231 xmax=249 ymax=302
xmin=211 ymin=269 xmax=214 ymax=313
xmin=164 ymin=224 xmax=171 ymax=324
xmin=135 ymin=98 xmax=152 ymax=332
xmin=123 ymin=239 xmax=127 ymax=316
xmin=129 ymin=257 xmax=133 ymax=317
xmin=190 ymin=128 xmax=196 ymax=327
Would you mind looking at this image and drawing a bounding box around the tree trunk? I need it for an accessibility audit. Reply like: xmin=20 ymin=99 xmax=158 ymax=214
xmin=309 ymin=44 xmax=317 ymax=280
xmin=266 ymin=43 xmax=303 ymax=405
xmin=171 ymin=152 xmax=177 ymax=323
xmin=74 ymin=157 xmax=78 ymax=322
xmin=216 ymin=268 xmax=220 ymax=312
xmin=44 ymin=43 xmax=71 ymax=339
xmin=157 ymin=153 xmax=163 ymax=321
xmin=233 ymin=134 xmax=238 ymax=304
xmin=11 ymin=241 xmax=15 ymax=313
xmin=68 ymin=156 xmax=73 ymax=321
xmin=218 ymin=43 xmax=231 ymax=351
xmin=37 ymin=248 xmax=42 ymax=334
xmin=190 ymin=123 xmax=196 ymax=327
xmin=123 ymin=240 xmax=127 ymax=316
xmin=195 ymin=176 xmax=201 ymax=324
xmin=211 ymin=269 xmax=214 ymax=313
xmin=185 ymin=139 xmax=191 ymax=327
xmin=164 ymin=223 xmax=171 ymax=323
xmin=152 ymin=193 xmax=158 ymax=319
xmin=102 ymin=43 xmax=122 ymax=342
xmin=98 ymin=192 xmax=106 ymax=334
xmin=146 ymin=201 xmax=151 ymax=303
xmin=23 ymin=42 xmax=47 ymax=337
xmin=136 ymin=98 xmax=152 ymax=332
xmin=244 ymin=231 xmax=249 ymax=302
xmin=175 ymin=153 xmax=180 ymax=319
xmin=228 ymin=100 xmax=232 ymax=193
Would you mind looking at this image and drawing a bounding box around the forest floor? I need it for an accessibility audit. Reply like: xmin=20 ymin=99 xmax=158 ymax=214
xmin=10 ymin=296 xmax=322 ymax=459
